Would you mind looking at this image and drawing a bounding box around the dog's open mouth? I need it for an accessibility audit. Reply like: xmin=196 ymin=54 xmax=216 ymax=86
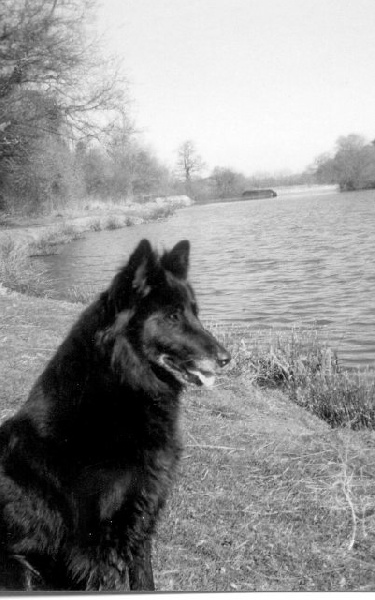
xmin=158 ymin=355 xmax=216 ymax=387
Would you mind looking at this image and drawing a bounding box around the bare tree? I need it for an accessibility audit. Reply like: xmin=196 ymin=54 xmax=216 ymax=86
xmin=175 ymin=140 xmax=205 ymax=184
xmin=0 ymin=0 xmax=127 ymax=154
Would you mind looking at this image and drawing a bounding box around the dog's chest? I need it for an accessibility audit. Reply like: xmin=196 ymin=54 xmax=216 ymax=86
xmin=71 ymin=449 xmax=178 ymax=543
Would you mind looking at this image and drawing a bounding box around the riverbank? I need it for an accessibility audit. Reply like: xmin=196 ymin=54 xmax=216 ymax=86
xmin=0 ymin=195 xmax=192 ymax=296
xmin=0 ymin=287 xmax=374 ymax=592
xmin=0 ymin=195 xmax=192 ymax=252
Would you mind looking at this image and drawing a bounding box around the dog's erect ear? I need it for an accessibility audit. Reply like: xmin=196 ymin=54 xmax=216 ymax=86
xmin=128 ymin=239 xmax=153 ymax=270
xmin=129 ymin=239 xmax=156 ymax=297
xmin=108 ymin=239 xmax=156 ymax=309
xmin=161 ymin=240 xmax=190 ymax=279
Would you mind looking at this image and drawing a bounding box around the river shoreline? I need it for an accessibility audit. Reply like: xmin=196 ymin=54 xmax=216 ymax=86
xmin=0 ymin=195 xmax=192 ymax=297
xmin=0 ymin=195 xmax=193 ymax=254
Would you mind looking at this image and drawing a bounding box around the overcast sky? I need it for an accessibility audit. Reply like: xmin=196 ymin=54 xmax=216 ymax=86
xmin=97 ymin=0 xmax=375 ymax=176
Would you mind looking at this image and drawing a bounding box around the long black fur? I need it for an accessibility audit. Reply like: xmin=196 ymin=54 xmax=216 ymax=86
xmin=0 ymin=239 xmax=230 ymax=591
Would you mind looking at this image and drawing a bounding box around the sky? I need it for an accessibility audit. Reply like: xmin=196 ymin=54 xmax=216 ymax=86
xmin=97 ymin=0 xmax=375 ymax=176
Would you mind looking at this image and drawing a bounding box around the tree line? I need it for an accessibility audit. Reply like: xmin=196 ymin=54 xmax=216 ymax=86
xmin=174 ymin=140 xmax=315 ymax=202
xmin=314 ymin=134 xmax=375 ymax=191
xmin=176 ymin=134 xmax=375 ymax=202
xmin=0 ymin=0 xmax=174 ymax=214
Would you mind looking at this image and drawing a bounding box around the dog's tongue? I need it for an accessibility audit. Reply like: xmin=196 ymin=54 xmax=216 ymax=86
xmin=188 ymin=369 xmax=216 ymax=388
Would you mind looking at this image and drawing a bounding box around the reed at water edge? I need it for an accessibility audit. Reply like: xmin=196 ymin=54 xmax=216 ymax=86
xmin=211 ymin=323 xmax=375 ymax=431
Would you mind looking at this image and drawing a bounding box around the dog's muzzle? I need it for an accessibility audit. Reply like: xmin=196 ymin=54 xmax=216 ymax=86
xmin=157 ymin=353 xmax=230 ymax=388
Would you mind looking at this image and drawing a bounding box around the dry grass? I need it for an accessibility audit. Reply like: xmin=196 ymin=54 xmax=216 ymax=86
xmin=66 ymin=284 xmax=99 ymax=304
xmin=0 ymin=291 xmax=81 ymax=415
xmin=47 ymin=195 xmax=191 ymax=228
xmin=29 ymin=224 xmax=85 ymax=255
xmin=1 ymin=195 xmax=192 ymax=225
xmin=1 ymin=195 xmax=192 ymax=258
xmin=154 ymin=383 xmax=375 ymax=592
xmin=0 ymin=237 xmax=51 ymax=296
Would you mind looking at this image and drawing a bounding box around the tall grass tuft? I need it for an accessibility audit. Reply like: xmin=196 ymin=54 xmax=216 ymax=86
xmin=293 ymin=368 xmax=375 ymax=430
xmin=30 ymin=224 xmax=84 ymax=255
xmin=88 ymin=219 xmax=102 ymax=232
xmin=104 ymin=216 xmax=123 ymax=230
xmin=0 ymin=237 xmax=51 ymax=297
xmin=207 ymin=323 xmax=375 ymax=431
xmin=65 ymin=284 xmax=98 ymax=304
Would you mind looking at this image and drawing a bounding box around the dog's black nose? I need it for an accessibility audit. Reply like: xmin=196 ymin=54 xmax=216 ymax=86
xmin=216 ymin=349 xmax=231 ymax=368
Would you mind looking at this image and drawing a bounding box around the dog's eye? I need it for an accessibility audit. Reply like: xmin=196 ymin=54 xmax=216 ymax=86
xmin=168 ymin=312 xmax=180 ymax=322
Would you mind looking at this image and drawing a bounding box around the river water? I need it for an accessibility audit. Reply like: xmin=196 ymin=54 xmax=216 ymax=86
xmin=40 ymin=186 xmax=375 ymax=369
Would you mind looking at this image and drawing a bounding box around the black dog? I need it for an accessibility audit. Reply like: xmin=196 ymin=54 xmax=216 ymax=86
xmin=0 ymin=239 xmax=230 ymax=591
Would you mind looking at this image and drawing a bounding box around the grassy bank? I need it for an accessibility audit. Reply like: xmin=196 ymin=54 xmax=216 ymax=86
xmin=0 ymin=195 xmax=192 ymax=252
xmin=0 ymin=289 xmax=374 ymax=592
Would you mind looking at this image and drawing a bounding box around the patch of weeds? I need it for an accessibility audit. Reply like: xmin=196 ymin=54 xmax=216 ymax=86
xmin=293 ymin=368 xmax=375 ymax=430
xmin=102 ymin=215 xmax=136 ymax=230
xmin=60 ymin=223 xmax=84 ymax=240
xmin=64 ymin=284 xmax=98 ymax=304
xmin=0 ymin=237 xmax=51 ymax=297
xmin=104 ymin=216 xmax=123 ymax=230
xmin=88 ymin=219 xmax=102 ymax=232
xmin=0 ymin=213 xmax=11 ymax=228
xmin=206 ymin=323 xmax=375 ymax=431
xmin=30 ymin=224 xmax=84 ymax=256
xmin=144 ymin=205 xmax=175 ymax=221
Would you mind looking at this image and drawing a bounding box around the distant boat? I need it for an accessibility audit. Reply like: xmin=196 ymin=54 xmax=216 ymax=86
xmin=242 ymin=189 xmax=277 ymax=199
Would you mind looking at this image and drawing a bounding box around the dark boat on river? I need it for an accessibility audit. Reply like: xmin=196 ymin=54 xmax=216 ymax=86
xmin=242 ymin=189 xmax=277 ymax=199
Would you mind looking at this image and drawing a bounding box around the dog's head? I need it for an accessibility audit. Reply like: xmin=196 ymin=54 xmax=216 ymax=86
xmin=99 ymin=239 xmax=230 ymax=390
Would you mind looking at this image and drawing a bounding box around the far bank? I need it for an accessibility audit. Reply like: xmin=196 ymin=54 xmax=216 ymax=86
xmin=0 ymin=195 xmax=192 ymax=252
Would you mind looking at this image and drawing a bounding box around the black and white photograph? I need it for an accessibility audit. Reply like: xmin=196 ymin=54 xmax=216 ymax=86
xmin=0 ymin=0 xmax=374 ymax=593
